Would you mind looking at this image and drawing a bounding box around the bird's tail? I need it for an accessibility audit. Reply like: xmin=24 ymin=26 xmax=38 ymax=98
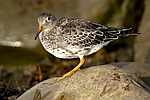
xmin=119 ymin=28 xmax=140 ymax=37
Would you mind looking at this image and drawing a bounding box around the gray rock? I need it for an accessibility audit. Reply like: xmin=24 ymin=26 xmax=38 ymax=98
xmin=134 ymin=0 xmax=150 ymax=64
xmin=110 ymin=62 xmax=150 ymax=86
xmin=17 ymin=64 xmax=150 ymax=100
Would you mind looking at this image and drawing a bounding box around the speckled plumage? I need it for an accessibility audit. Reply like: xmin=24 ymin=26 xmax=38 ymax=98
xmin=35 ymin=13 xmax=139 ymax=80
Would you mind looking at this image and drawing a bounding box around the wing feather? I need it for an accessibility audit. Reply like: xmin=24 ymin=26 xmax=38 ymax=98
xmin=55 ymin=17 xmax=136 ymax=47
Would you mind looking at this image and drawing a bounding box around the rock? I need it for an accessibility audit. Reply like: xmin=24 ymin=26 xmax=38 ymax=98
xmin=134 ymin=0 xmax=150 ymax=64
xmin=110 ymin=62 xmax=150 ymax=87
xmin=17 ymin=64 xmax=150 ymax=100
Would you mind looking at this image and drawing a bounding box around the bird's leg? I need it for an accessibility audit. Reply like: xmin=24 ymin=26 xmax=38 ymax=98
xmin=58 ymin=57 xmax=85 ymax=81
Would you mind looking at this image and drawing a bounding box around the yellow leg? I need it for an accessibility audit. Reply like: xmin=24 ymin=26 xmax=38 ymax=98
xmin=58 ymin=57 xmax=85 ymax=81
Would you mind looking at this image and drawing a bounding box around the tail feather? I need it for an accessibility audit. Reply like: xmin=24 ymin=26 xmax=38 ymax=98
xmin=119 ymin=28 xmax=140 ymax=37
xmin=100 ymin=27 xmax=140 ymax=42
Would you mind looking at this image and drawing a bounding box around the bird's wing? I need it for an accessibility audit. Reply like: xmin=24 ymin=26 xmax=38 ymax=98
xmin=56 ymin=17 xmax=134 ymax=47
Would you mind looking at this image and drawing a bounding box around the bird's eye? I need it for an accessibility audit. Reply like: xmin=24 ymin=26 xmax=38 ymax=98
xmin=44 ymin=17 xmax=51 ymax=23
xmin=47 ymin=17 xmax=50 ymax=21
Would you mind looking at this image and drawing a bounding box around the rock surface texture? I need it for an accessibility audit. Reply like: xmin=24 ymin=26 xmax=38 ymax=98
xmin=110 ymin=62 xmax=150 ymax=87
xmin=17 ymin=63 xmax=150 ymax=100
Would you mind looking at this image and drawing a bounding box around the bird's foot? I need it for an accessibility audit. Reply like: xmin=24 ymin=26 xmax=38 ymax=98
xmin=57 ymin=57 xmax=85 ymax=81
xmin=57 ymin=69 xmax=78 ymax=81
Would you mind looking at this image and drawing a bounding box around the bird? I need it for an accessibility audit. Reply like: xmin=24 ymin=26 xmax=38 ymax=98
xmin=35 ymin=13 xmax=140 ymax=81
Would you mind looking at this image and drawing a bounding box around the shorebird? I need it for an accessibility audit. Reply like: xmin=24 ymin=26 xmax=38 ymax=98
xmin=35 ymin=13 xmax=139 ymax=81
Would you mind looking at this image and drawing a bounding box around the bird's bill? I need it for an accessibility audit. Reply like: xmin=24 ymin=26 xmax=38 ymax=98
xmin=34 ymin=24 xmax=44 ymax=40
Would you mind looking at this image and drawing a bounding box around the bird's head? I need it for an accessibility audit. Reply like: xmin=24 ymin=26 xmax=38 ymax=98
xmin=35 ymin=13 xmax=57 ymax=40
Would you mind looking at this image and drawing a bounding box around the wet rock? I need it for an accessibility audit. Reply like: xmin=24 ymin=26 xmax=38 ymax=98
xmin=17 ymin=63 xmax=150 ymax=100
xmin=134 ymin=0 xmax=150 ymax=64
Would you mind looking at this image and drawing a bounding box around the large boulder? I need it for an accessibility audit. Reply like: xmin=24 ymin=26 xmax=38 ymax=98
xmin=17 ymin=64 xmax=150 ymax=100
